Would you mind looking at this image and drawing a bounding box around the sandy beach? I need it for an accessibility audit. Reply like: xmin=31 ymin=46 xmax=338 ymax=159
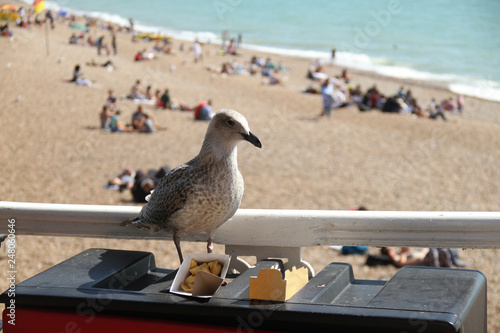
xmin=1 ymin=3 xmax=499 ymax=331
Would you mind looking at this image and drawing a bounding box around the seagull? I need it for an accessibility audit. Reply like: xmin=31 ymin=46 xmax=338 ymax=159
xmin=121 ymin=109 xmax=262 ymax=263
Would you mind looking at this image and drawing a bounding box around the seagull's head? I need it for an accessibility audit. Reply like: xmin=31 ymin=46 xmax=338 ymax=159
xmin=208 ymin=109 xmax=262 ymax=149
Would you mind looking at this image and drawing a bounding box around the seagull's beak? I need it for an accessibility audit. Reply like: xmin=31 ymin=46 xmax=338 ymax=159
xmin=243 ymin=131 xmax=262 ymax=148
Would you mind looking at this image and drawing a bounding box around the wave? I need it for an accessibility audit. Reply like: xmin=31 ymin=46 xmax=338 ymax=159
xmin=245 ymin=45 xmax=500 ymax=102
xmin=449 ymin=81 xmax=500 ymax=103
xmin=32 ymin=0 xmax=500 ymax=103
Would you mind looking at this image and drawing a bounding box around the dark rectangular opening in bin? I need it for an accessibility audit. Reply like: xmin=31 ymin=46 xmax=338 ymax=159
xmin=94 ymin=268 xmax=175 ymax=291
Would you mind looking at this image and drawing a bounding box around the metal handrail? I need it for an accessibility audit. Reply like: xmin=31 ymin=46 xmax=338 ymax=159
xmin=1 ymin=201 xmax=499 ymax=249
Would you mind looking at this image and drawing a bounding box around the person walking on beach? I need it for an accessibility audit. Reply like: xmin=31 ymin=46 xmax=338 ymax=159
xmin=457 ymin=94 xmax=464 ymax=113
xmin=111 ymin=30 xmax=117 ymax=55
xmin=319 ymin=78 xmax=334 ymax=118
xmin=160 ymin=89 xmax=171 ymax=109
xmin=45 ymin=10 xmax=55 ymax=29
xmin=221 ymin=30 xmax=229 ymax=50
xmin=96 ymin=35 xmax=105 ymax=56
xmin=193 ymin=39 xmax=202 ymax=63
xmin=128 ymin=18 xmax=134 ymax=33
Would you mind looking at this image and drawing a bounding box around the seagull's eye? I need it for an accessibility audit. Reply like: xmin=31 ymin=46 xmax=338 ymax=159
xmin=227 ymin=119 xmax=235 ymax=126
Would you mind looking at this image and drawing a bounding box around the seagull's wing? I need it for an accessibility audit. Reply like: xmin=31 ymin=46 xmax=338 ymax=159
xmin=121 ymin=162 xmax=196 ymax=228
xmin=140 ymin=163 xmax=194 ymax=224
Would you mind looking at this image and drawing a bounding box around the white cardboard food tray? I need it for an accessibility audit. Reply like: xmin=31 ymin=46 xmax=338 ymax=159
xmin=170 ymin=253 xmax=231 ymax=298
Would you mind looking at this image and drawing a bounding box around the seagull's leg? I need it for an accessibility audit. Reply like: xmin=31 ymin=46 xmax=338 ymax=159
xmin=173 ymin=232 xmax=183 ymax=264
xmin=207 ymin=232 xmax=214 ymax=253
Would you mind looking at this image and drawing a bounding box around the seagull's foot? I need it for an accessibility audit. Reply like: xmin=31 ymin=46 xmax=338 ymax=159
xmin=207 ymin=237 xmax=214 ymax=253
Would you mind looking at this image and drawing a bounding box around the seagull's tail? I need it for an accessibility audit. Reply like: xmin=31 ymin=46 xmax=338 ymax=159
xmin=120 ymin=216 xmax=140 ymax=227
xmin=120 ymin=216 xmax=153 ymax=231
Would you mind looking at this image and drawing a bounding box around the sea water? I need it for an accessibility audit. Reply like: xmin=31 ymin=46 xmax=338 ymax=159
xmin=29 ymin=0 xmax=500 ymax=102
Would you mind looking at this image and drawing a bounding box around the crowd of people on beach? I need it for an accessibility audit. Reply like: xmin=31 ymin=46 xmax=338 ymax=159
xmin=0 ymin=6 xmax=56 ymax=37
xmin=96 ymin=77 xmax=216 ymax=133
xmin=99 ymin=88 xmax=164 ymax=133
xmin=353 ymin=84 xmax=463 ymax=120
xmin=339 ymin=244 xmax=467 ymax=268
xmin=61 ymin=14 xmax=257 ymax=125
xmin=304 ymin=59 xmax=464 ymax=120
xmin=67 ymin=21 xmax=119 ymax=57
xmin=354 ymin=84 xmax=463 ymax=119
xmin=337 ymin=208 xmax=468 ymax=268
xmin=205 ymin=54 xmax=288 ymax=86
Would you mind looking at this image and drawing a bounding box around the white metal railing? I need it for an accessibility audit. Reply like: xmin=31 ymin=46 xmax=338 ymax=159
xmin=1 ymin=201 xmax=500 ymax=273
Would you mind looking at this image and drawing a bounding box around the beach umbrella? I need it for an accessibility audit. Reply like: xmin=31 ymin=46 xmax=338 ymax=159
xmin=0 ymin=4 xmax=20 ymax=21
xmin=0 ymin=4 xmax=19 ymax=11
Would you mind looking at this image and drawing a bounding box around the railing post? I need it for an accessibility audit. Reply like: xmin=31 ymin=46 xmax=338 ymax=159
xmin=225 ymin=245 xmax=315 ymax=276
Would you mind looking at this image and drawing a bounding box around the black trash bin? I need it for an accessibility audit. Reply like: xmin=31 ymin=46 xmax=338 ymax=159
xmin=0 ymin=248 xmax=487 ymax=332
